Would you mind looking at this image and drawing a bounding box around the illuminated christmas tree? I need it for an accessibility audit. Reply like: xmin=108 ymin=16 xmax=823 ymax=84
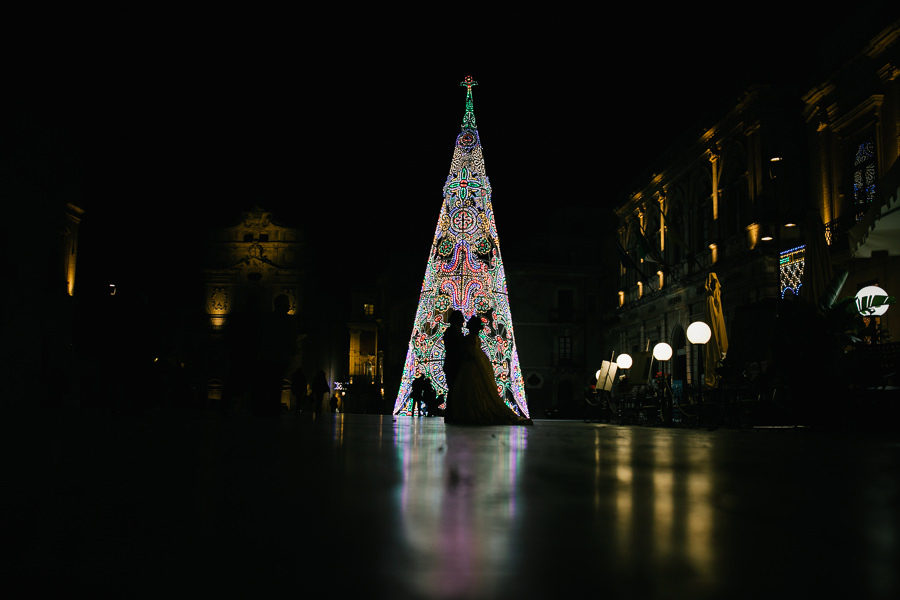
xmin=393 ymin=76 xmax=529 ymax=418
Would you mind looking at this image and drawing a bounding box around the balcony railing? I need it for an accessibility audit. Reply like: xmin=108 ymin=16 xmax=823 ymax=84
xmin=824 ymin=217 xmax=848 ymax=248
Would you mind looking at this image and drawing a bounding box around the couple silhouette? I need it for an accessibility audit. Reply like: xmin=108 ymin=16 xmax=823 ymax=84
xmin=441 ymin=310 xmax=532 ymax=426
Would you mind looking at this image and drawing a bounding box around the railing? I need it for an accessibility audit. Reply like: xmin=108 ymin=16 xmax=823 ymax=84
xmin=824 ymin=217 xmax=848 ymax=248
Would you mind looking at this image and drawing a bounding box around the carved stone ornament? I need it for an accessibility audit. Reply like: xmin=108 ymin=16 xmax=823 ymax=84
xmin=209 ymin=287 xmax=229 ymax=313
xmin=242 ymin=206 xmax=272 ymax=231
xmin=248 ymin=242 xmax=267 ymax=261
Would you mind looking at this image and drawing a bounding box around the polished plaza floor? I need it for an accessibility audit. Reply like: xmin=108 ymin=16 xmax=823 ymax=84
xmin=4 ymin=408 xmax=900 ymax=598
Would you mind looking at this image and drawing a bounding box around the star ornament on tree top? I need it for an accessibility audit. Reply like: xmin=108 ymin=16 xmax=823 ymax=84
xmin=460 ymin=75 xmax=478 ymax=130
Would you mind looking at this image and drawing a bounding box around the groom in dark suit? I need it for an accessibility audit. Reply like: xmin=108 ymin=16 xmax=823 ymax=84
xmin=441 ymin=310 xmax=465 ymax=422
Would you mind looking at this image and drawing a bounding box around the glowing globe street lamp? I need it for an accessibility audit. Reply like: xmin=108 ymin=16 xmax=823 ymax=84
xmin=687 ymin=321 xmax=712 ymax=345
xmin=652 ymin=342 xmax=673 ymax=362
xmin=615 ymin=353 xmax=633 ymax=370
xmin=650 ymin=342 xmax=672 ymax=376
xmin=652 ymin=342 xmax=673 ymax=379
xmin=855 ymin=285 xmax=890 ymax=317
xmin=652 ymin=342 xmax=673 ymax=381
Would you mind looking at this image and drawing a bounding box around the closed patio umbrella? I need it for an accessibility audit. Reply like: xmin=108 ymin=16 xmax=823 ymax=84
xmin=704 ymin=272 xmax=729 ymax=388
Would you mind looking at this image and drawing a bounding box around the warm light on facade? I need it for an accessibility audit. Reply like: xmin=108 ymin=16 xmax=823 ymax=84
xmin=746 ymin=223 xmax=760 ymax=249
xmin=203 ymin=206 xmax=304 ymax=334
xmin=206 ymin=286 xmax=230 ymax=331
xmin=63 ymin=203 xmax=83 ymax=297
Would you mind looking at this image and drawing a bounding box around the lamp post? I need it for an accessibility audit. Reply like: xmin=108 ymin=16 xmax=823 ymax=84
xmin=687 ymin=321 xmax=711 ymax=404
xmin=614 ymin=353 xmax=633 ymax=420
xmin=652 ymin=342 xmax=673 ymax=425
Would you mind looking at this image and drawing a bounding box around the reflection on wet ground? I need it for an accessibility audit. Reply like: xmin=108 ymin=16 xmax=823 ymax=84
xmin=4 ymin=410 xmax=899 ymax=598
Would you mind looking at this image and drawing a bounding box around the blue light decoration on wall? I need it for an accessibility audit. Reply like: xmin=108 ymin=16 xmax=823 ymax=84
xmin=853 ymin=140 xmax=877 ymax=220
xmin=779 ymin=244 xmax=806 ymax=298
xmin=393 ymin=77 xmax=529 ymax=418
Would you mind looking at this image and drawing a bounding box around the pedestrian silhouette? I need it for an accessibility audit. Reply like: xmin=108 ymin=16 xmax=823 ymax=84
xmin=253 ymin=294 xmax=298 ymax=417
xmin=420 ymin=377 xmax=438 ymax=416
xmin=411 ymin=374 xmax=435 ymax=416
xmin=312 ymin=370 xmax=330 ymax=414
xmin=291 ymin=368 xmax=308 ymax=412
xmin=224 ymin=295 xmax=263 ymax=412
xmin=431 ymin=393 xmax=446 ymax=417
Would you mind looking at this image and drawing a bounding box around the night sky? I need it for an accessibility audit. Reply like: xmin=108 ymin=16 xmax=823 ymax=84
xmin=14 ymin=5 xmax=893 ymax=307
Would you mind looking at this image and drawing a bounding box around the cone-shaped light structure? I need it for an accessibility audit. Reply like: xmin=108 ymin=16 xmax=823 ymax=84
xmin=393 ymin=77 xmax=528 ymax=418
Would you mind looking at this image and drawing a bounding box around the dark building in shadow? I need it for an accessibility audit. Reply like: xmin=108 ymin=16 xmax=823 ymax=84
xmin=1 ymin=112 xmax=83 ymax=410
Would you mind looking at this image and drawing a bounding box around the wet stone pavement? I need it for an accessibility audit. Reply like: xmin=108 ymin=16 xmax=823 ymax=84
xmin=3 ymin=408 xmax=899 ymax=599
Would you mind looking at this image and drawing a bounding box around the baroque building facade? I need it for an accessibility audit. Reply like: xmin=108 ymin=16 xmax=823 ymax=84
xmin=608 ymin=20 xmax=900 ymax=405
xmin=203 ymin=206 xmax=306 ymax=331
xmin=202 ymin=206 xmax=308 ymax=408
